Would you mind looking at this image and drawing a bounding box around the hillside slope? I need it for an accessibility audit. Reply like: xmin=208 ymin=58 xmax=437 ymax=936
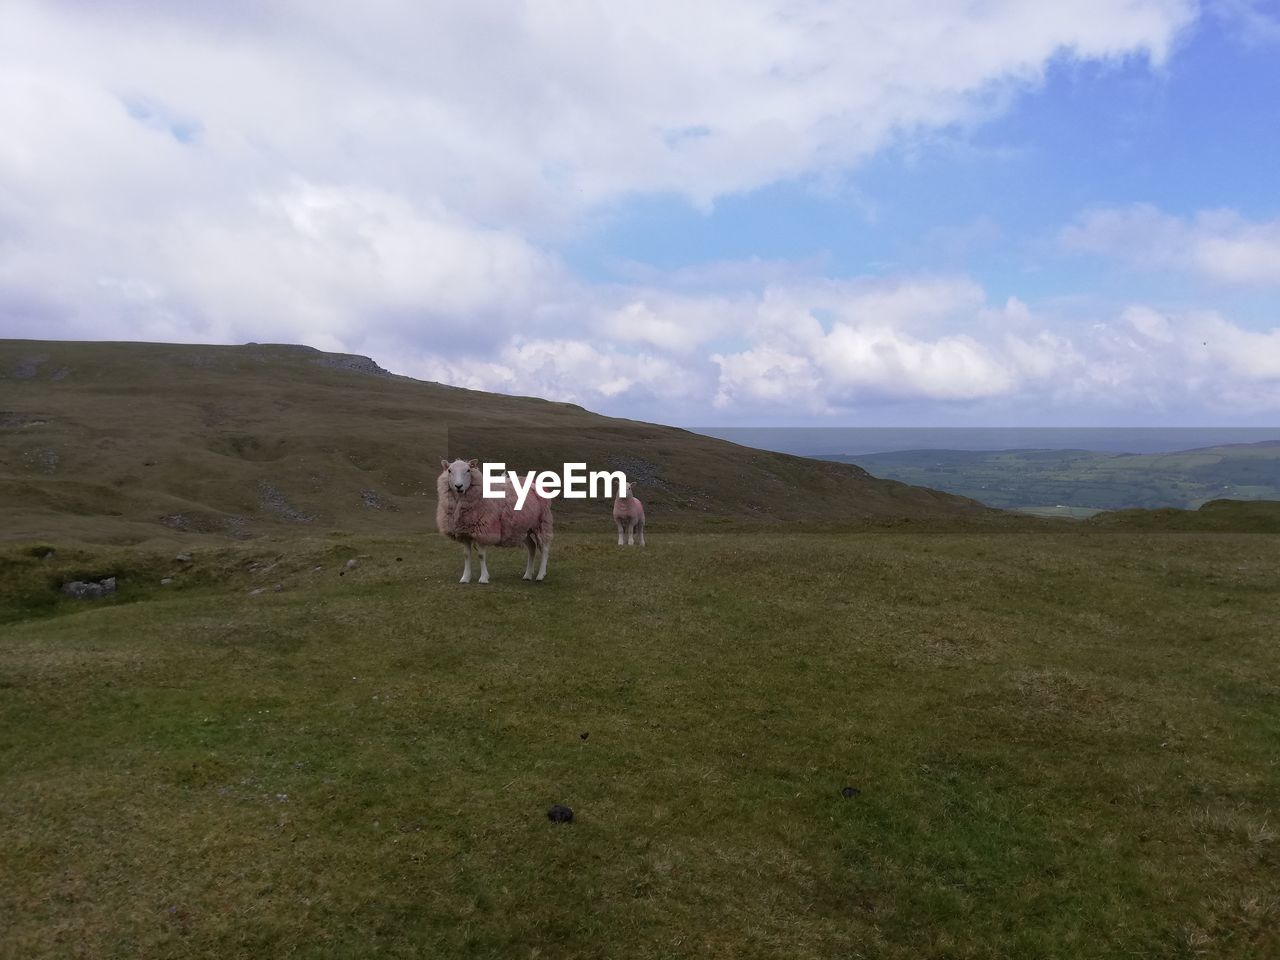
xmin=1086 ymin=498 xmax=1280 ymax=532
xmin=1 ymin=340 xmax=993 ymax=543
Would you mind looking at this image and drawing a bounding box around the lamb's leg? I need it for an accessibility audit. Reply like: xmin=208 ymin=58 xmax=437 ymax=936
xmin=477 ymin=545 xmax=490 ymax=584
xmin=536 ymin=540 xmax=550 ymax=581
xmin=616 ymin=519 xmax=625 ymax=546
xmin=523 ymin=538 xmax=535 ymax=580
xmin=637 ymin=522 xmax=646 ymax=547
xmin=626 ymin=520 xmax=635 ymax=546
xmin=460 ymin=542 xmax=472 ymax=584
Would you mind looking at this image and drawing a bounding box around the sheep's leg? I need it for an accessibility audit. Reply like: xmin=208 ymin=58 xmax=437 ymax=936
xmin=626 ymin=520 xmax=636 ymax=546
xmin=616 ymin=519 xmax=625 ymax=546
xmin=459 ymin=542 xmax=472 ymax=584
xmin=477 ymin=545 xmax=490 ymax=584
xmin=637 ymin=522 xmax=646 ymax=547
xmin=522 ymin=539 xmax=535 ymax=580
xmin=536 ymin=540 xmax=550 ymax=581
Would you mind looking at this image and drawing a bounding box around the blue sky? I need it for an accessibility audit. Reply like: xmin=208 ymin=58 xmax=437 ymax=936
xmin=576 ymin=12 xmax=1279 ymax=303
xmin=2 ymin=1 xmax=1279 ymax=425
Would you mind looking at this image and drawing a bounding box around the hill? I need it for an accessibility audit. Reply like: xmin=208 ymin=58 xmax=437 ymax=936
xmin=1086 ymin=497 xmax=1280 ymax=532
xmin=822 ymin=442 xmax=1280 ymax=513
xmin=1 ymin=340 xmax=992 ymax=543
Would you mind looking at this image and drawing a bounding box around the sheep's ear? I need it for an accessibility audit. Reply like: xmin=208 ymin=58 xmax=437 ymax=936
xmin=440 ymin=458 xmax=450 ymax=469
xmin=467 ymin=458 xmax=479 ymax=469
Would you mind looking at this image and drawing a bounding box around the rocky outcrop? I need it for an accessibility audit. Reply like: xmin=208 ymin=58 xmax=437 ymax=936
xmin=60 ymin=577 xmax=117 ymax=599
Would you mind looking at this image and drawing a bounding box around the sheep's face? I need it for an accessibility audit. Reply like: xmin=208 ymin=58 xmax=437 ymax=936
xmin=441 ymin=458 xmax=477 ymax=495
xmin=626 ymin=482 xmax=636 ymax=499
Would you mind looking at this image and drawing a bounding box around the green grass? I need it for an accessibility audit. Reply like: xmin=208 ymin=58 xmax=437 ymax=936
xmin=4 ymin=339 xmax=1278 ymax=956
xmin=3 ymin=529 xmax=1278 ymax=958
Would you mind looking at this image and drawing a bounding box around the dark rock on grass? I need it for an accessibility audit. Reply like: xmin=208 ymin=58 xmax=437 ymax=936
xmin=580 ymin=732 xmax=589 ymax=740
xmin=360 ymin=489 xmax=397 ymax=511
xmin=309 ymin=353 xmax=392 ymax=377
xmin=25 ymin=448 xmax=58 ymax=473
xmin=395 ymin=557 xmax=403 ymax=562
xmin=840 ymin=785 xmax=861 ymax=798
xmin=257 ymin=479 xmax=314 ymax=523
xmin=547 ymin=805 xmax=574 ymax=824
xmin=9 ymin=353 xmax=49 ymax=380
xmin=60 ymin=577 xmax=117 ymax=599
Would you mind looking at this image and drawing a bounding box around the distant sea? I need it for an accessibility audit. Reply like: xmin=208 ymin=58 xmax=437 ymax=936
xmin=691 ymin=427 xmax=1280 ymax=458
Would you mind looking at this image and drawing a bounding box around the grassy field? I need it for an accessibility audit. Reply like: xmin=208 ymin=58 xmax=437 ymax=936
xmin=828 ymin=444 xmax=1280 ymax=512
xmin=3 ymin=527 xmax=1278 ymax=959
xmin=4 ymin=340 xmax=1278 ymax=956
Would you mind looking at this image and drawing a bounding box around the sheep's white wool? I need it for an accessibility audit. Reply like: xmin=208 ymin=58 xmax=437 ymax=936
xmin=613 ymin=482 xmax=646 ymax=547
xmin=436 ymin=459 xmax=554 ymax=582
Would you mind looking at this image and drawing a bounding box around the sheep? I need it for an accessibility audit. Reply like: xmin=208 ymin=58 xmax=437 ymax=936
xmin=613 ymin=481 xmax=645 ymax=546
xmin=436 ymin=458 xmax=553 ymax=583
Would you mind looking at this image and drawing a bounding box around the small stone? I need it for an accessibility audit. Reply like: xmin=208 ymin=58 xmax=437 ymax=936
xmin=395 ymin=557 xmax=403 ymax=562
xmin=339 ymin=571 xmax=345 ymax=577
xmin=60 ymin=577 xmax=116 ymax=599
xmin=345 ymin=559 xmax=358 ymax=569
xmin=273 ymin=583 xmax=283 ymax=592
xmin=840 ymin=785 xmax=861 ymax=798
xmin=175 ymin=553 xmax=192 ymax=563
xmin=160 ymin=578 xmax=173 ymax=585
xmin=547 ymin=805 xmax=574 ymax=824
xmin=248 ymin=587 xmax=266 ymax=596
xmin=580 ymin=732 xmax=589 ymax=740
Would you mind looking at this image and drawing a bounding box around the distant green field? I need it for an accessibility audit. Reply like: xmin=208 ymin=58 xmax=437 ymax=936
xmin=3 ymin=528 xmax=1278 ymax=958
xmin=826 ymin=443 xmax=1280 ymax=512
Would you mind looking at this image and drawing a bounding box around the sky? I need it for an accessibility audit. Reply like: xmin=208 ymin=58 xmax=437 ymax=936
xmin=2 ymin=0 xmax=1279 ymax=427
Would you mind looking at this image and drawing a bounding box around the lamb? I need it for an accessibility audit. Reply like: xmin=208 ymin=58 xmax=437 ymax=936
xmin=436 ymin=458 xmax=553 ymax=583
xmin=613 ymin=482 xmax=645 ymax=547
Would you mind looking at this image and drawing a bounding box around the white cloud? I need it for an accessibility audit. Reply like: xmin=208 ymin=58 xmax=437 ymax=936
xmin=0 ymin=1 xmax=1193 ymax=316
xmin=408 ymin=337 xmax=698 ymax=409
xmin=403 ymin=277 xmax=1280 ymax=420
xmin=599 ymin=297 xmax=740 ymax=354
xmin=1062 ymin=204 xmax=1280 ymax=285
xmin=10 ymin=0 xmax=1267 ymax=425
xmin=0 ymin=178 xmax=561 ymax=351
xmin=1 ymin=0 xmax=1195 ymax=224
xmin=712 ymin=347 xmax=826 ymax=412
